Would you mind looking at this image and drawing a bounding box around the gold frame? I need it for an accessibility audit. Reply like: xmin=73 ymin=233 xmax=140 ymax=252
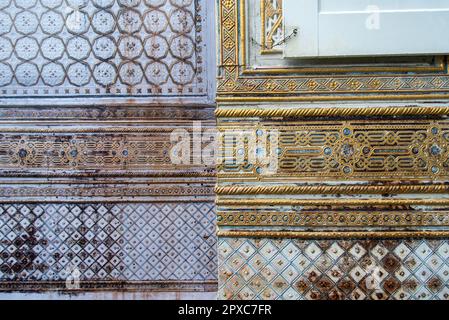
xmin=217 ymin=0 xmax=449 ymax=102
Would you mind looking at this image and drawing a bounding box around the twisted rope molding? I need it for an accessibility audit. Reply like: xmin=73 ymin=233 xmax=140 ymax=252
xmin=217 ymin=198 xmax=449 ymax=206
xmin=215 ymin=106 xmax=449 ymax=118
xmin=217 ymin=230 xmax=449 ymax=239
xmin=215 ymin=184 xmax=449 ymax=195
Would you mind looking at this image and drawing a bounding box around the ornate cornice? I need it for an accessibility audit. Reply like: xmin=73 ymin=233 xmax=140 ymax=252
xmin=216 ymin=105 xmax=449 ymax=118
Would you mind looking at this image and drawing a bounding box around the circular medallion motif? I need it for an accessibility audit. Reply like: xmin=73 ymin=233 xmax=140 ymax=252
xmin=117 ymin=9 xmax=142 ymax=33
xmin=169 ymin=8 xmax=193 ymax=33
xmin=92 ymin=36 xmax=116 ymax=60
xmin=41 ymin=37 xmax=65 ymax=60
xmin=92 ymin=10 xmax=116 ymax=34
xmin=93 ymin=62 xmax=117 ymax=86
xmin=67 ymin=0 xmax=88 ymax=9
xmin=67 ymin=62 xmax=91 ymax=86
xmin=15 ymin=11 xmax=39 ymax=35
xmin=15 ymin=37 xmax=39 ymax=60
xmin=143 ymin=10 xmax=168 ymax=34
xmin=0 ymin=0 xmax=11 ymax=10
xmin=66 ymin=10 xmax=90 ymax=34
xmin=145 ymin=61 xmax=169 ymax=85
xmin=144 ymin=35 xmax=169 ymax=59
xmin=118 ymin=35 xmax=143 ymax=59
xmin=170 ymin=35 xmax=194 ymax=59
xmin=41 ymin=62 xmax=65 ymax=86
xmin=15 ymin=62 xmax=40 ymax=86
xmin=67 ymin=36 xmax=91 ymax=60
xmin=119 ymin=61 xmax=143 ymax=86
xmin=40 ymin=10 xmax=65 ymax=34
xmin=170 ymin=61 xmax=194 ymax=85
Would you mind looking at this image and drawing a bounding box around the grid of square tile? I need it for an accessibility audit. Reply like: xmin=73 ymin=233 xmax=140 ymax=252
xmin=0 ymin=203 xmax=216 ymax=283
xmin=219 ymin=238 xmax=449 ymax=300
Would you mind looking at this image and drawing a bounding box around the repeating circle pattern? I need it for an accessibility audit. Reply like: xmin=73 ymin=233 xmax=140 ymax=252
xmin=0 ymin=0 xmax=200 ymax=90
xmin=40 ymin=11 xmax=65 ymax=34
xmin=16 ymin=62 xmax=40 ymax=86
xmin=144 ymin=35 xmax=169 ymax=59
xmin=145 ymin=61 xmax=169 ymax=85
xmin=41 ymin=62 xmax=65 ymax=86
xmin=93 ymin=62 xmax=117 ymax=86
xmin=119 ymin=61 xmax=143 ymax=86
xmin=92 ymin=10 xmax=116 ymax=34
xmin=15 ymin=37 xmax=40 ymax=60
xmin=93 ymin=36 xmax=117 ymax=60
xmin=41 ymin=37 xmax=65 ymax=60
xmin=118 ymin=35 xmax=143 ymax=59
xmin=67 ymin=62 xmax=91 ymax=86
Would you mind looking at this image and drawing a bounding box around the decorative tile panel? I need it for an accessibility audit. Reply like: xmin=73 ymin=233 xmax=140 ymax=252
xmin=218 ymin=119 xmax=449 ymax=181
xmin=219 ymin=238 xmax=449 ymax=300
xmin=0 ymin=0 xmax=211 ymax=99
xmin=0 ymin=123 xmax=215 ymax=177
xmin=0 ymin=202 xmax=217 ymax=290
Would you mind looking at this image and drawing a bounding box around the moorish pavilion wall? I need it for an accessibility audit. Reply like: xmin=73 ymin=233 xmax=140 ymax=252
xmin=216 ymin=0 xmax=449 ymax=300
xmin=0 ymin=0 xmax=217 ymax=297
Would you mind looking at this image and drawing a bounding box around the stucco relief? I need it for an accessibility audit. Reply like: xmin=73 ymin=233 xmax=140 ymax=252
xmin=0 ymin=0 xmax=209 ymax=98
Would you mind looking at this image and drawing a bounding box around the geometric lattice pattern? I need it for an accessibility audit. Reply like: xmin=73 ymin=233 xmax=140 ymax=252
xmin=0 ymin=203 xmax=216 ymax=283
xmin=261 ymin=0 xmax=283 ymax=52
xmin=0 ymin=0 xmax=206 ymax=97
xmin=219 ymin=238 xmax=449 ymax=300
xmin=219 ymin=119 xmax=449 ymax=180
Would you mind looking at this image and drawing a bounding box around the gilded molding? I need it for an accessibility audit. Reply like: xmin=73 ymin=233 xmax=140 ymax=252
xmin=218 ymin=210 xmax=449 ymax=227
xmin=215 ymin=184 xmax=449 ymax=195
xmin=217 ymin=199 xmax=449 ymax=206
xmin=215 ymin=105 xmax=449 ymax=118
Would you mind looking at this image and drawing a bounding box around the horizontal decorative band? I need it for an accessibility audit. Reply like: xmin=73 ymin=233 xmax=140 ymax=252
xmin=215 ymin=184 xmax=449 ymax=195
xmin=217 ymin=210 xmax=449 ymax=227
xmin=0 ymin=171 xmax=215 ymax=178
xmin=0 ymin=198 xmax=214 ymax=204
xmin=0 ymin=281 xmax=218 ymax=292
xmin=217 ymin=119 xmax=449 ymax=180
xmin=217 ymin=199 xmax=449 ymax=206
xmin=215 ymin=106 xmax=449 ymax=118
xmin=217 ymin=230 xmax=449 ymax=239
xmin=0 ymin=184 xmax=214 ymax=198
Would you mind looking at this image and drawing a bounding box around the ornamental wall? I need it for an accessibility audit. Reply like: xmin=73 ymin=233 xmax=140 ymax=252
xmin=216 ymin=0 xmax=449 ymax=300
xmin=0 ymin=0 xmax=217 ymax=297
